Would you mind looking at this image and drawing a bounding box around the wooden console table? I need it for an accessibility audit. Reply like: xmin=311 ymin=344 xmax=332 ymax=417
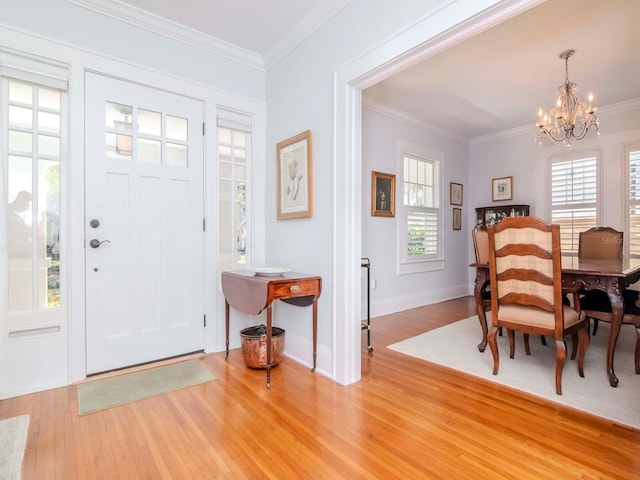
xmin=221 ymin=271 xmax=322 ymax=388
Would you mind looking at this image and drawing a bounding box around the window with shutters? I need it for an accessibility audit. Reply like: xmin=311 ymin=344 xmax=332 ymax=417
xmin=398 ymin=150 xmax=442 ymax=274
xmin=549 ymin=153 xmax=598 ymax=254
xmin=627 ymin=145 xmax=640 ymax=256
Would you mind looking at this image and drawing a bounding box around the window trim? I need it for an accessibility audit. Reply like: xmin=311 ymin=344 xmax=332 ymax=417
xmin=625 ymin=142 xmax=640 ymax=258
xmin=396 ymin=140 xmax=443 ymax=275
xmin=1 ymin=61 xmax=68 ymax=328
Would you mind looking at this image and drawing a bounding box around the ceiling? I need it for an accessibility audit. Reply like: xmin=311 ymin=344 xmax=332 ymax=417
xmin=106 ymin=0 xmax=640 ymax=141
xmin=114 ymin=0 xmax=351 ymax=61
xmin=364 ymin=0 xmax=640 ymax=141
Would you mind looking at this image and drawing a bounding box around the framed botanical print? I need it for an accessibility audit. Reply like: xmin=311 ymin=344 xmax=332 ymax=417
xmin=277 ymin=130 xmax=313 ymax=219
xmin=453 ymin=208 xmax=462 ymax=230
xmin=492 ymin=176 xmax=513 ymax=202
xmin=450 ymin=182 xmax=463 ymax=205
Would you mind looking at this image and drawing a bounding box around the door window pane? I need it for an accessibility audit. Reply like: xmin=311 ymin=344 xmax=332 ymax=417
xmin=138 ymin=109 xmax=161 ymax=136
xmin=37 ymin=135 xmax=60 ymax=156
xmin=167 ymin=115 xmax=187 ymax=141
xmin=8 ymin=131 xmax=33 ymax=153
xmin=39 ymin=160 xmax=61 ymax=308
xmin=38 ymin=111 xmax=60 ymax=133
xmin=219 ymin=145 xmax=231 ymax=162
xmin=106 ymin=133 xmax=133 ymax=160
xmin=106 ymin=101 xmax=132 ymax=128
xmin=38 ymin=88 xmax=60 ymax=110
xmin=9 ymin=81 xmax=32 ymax=104
xmin=9 ymin=105 xmax=32 ymax=128
xmin=7 ymin=161 xmax=34 ymax=311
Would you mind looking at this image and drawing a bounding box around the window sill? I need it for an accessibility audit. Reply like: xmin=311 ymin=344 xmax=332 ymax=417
xmin=398 ymin=258 xmax=444 ymax=275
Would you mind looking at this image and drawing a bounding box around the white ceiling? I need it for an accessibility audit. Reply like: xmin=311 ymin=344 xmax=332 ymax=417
xmin=364 ymin=0 xmax=640 ymax=141
xmin=95 ymin=0 xmax=640 ymax=141
xmin=113 ymin=0 xmax=352 ymax=63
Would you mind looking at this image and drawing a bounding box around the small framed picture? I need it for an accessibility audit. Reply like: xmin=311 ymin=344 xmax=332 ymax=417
xmin=277 ymin=130 xmax=313 ymax=220
xmin=450 ymin=182 xmax=463 ymax=205
xmin=453 ymin=208 xmax=462 ymax=230
xmin=492 ymin=176 xmax=513 ymax=202
xmin=371 ymin=171 xmax=395 ymax=217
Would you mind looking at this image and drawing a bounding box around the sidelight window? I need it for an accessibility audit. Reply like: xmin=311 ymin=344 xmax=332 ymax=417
xmin=2 ymin=74 xmax=66 ymax=312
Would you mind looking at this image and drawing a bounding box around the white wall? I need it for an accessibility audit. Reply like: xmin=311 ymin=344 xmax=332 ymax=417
xmin=468 ymin=101 xmax=640 ymax=289
xmin=264 ymin=0 xmax=507 ymax=384
xmin=2 ymin=0 xmax=265 ymax=100
xmin=2 ymin=0 xmax=551 ymax=395
xmin=361 ymin=107 xmax=470 ymax=317
xmin=0 ymin=0 xmax=267 ymax=397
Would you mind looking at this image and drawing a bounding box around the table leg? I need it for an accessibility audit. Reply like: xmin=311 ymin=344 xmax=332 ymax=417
xmin=266 ymin=303 xmax=273 ymax=389
xmin=225 ymin=300 xmax=230 ymax=359
xmin=606 ymin=288 xmax=624 ymax=387
xmin=474 ymin=269 xmax=489 ymax=352
xmin=312 ymin=297 xmax=318 ymax=372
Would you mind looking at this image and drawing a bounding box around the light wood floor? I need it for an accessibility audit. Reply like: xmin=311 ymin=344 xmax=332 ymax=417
xmin=2 ymin=296 xmax=639 ymax=479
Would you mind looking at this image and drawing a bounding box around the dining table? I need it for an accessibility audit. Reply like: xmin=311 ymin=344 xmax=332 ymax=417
xmin=471 ymin=255 xmax=640 ymax=387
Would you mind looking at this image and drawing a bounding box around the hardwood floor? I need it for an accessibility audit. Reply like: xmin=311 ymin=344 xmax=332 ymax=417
xmin=2 ymin=296 xmax=639 ymax=479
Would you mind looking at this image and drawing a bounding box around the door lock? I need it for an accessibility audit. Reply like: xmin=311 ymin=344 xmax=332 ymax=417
xmin=89 ymin=239 xmax=111 ymax=249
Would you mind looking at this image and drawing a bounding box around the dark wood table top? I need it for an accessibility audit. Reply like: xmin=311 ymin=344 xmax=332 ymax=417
xmin=221 ymin=270 xmax=322 ymax=315
xmin=472 ymin=255 xmax=640 ymax=277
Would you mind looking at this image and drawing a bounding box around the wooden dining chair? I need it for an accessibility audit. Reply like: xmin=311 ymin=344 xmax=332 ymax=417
xmin=472 ymin=224 xmax=491 ymax=312
xmin=487 ymin=216 xmax=590 ymax=395
xmin=473 ymin=223 xmax=549 ymax=351
xmin=578 ymin=227 xmax=623 ymax=335
xmin=579 ymin=227 xmax=640 ymax=373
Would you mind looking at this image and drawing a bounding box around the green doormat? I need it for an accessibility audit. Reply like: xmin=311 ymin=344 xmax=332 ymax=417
xmin=77 ymin=359 xmax=216 ymax=415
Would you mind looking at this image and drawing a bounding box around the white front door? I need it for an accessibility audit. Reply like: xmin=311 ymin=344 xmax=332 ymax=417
xmin=84 ymin=72 xmax=205 ymax=374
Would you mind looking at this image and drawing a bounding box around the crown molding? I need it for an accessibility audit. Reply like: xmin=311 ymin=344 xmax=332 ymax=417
xmin=365 ymin=97 xmax=640 ymax=148
xmin=264 ymin=0 xmax=352 ymax=70
xmin=471 ymin=97 xmax=640 ymax=146
xmin=65 ymin=0 xmax=265 ymax=71
xmin=363 ymin=98 xmax=470 ymax=146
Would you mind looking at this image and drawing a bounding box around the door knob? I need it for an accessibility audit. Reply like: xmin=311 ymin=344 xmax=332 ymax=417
xmin=89 ymin=239 xmax=111 ymax=248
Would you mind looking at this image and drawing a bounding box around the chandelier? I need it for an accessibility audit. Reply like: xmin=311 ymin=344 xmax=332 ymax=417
xmin=535 ymin=49 xmax=599 ymax=146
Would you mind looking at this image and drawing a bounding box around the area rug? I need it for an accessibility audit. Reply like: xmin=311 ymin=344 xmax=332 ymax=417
xmin=388 ymin=315 xmax=640 ymax=430
xmin=0 ymin=415 xmax=29 ymax=480
xmin=77 ymin=359 xmax=216 ymax=415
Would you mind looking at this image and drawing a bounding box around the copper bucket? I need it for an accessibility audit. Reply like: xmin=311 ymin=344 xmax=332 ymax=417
xmin=240 ymin=325 xmax=285 ymax=369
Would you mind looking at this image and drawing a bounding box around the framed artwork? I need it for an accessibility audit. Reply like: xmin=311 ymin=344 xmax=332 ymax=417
xmin=453 ymin=208 xmax=462 ymax=230
xmin=492 ymin=176 xmax=513 ymax=202
xmin=450 ymin=182 xmax=463 ymax=205
xmin=371 ymin=171 xmax=395 ymax=217
xmin=277 ymin=130 xmax=313 ymax=220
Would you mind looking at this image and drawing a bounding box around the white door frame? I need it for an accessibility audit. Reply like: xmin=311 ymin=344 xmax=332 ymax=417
xmin=332 ymin=0 xmax=542 ymax=384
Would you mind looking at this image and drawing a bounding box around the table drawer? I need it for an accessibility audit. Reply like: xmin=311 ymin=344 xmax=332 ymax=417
xmin=271 ymin=279 xmax=319 ymax=299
